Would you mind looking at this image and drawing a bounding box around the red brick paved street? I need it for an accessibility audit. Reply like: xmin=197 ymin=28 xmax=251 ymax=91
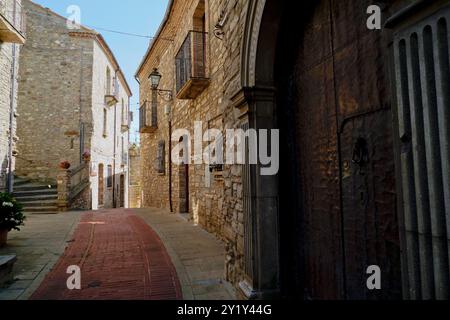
xmin=30 ymin=209 xmax=182 ymax=300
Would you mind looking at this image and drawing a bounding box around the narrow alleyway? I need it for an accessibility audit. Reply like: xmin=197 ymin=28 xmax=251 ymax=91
xmin=0 ymin=209 xmax=235 ymax=300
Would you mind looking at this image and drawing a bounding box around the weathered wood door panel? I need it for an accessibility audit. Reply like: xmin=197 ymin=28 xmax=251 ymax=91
xmin=340 ymin=110 xmax=402 ymax=299
xmin=277 ymin=0 xmax=401 ymax=299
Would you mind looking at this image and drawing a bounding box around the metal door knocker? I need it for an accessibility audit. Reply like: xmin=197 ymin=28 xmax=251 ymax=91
xmin=352 ymin=137 xmax=369 ymax=175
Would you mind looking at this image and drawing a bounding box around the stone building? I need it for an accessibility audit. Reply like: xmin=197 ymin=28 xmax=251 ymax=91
xmin=128 ymin=143 xmax=142 ymax=208
xmin=138 ymin=0 xmax=450 ymax=300
xmin=0 ymin=0 xmax=25 ymax=192
xmin=15 ymin=0 xmax=132 ymax=210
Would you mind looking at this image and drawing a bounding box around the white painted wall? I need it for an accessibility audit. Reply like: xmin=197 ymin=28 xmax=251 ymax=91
xmin=90 ymin=40 xmax=130 ymax=210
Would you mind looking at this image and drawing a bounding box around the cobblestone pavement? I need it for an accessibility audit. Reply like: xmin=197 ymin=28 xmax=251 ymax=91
xmin=31 ymin=210 xmax=182 ymax=300
xmin=1 ymin=208 xmax=235 ymax=300
xmin=135 ymin=209 xmax=236 ymax=300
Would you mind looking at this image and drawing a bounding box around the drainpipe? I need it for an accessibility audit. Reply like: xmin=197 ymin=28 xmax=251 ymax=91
xmin=79 ymin=48 xmax=84 ymax=165
xmin=7 ymin=43 xmax=18 ymax=194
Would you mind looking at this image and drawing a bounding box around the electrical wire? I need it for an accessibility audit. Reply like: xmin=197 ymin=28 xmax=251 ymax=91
xmin=24 ymin=10 xmax=174 ymax=41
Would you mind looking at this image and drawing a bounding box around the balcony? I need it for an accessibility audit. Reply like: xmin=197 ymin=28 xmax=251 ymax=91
xmin=175 ymin=30 xmax=209 ymax=99
xmin=122 ymin=152 xmax=128 ymax=166
xmin=121 ymin=112 xmax=130 ymax=132
xmin=121 ymin=121 xmax=130 ymax=132
xmin=105 ymin=77 xmax=119 ymax=107
xmin=0 ymin=0 xmax=26 ymax=44
xmin=139 ymin=100 xmax=157 ymax=133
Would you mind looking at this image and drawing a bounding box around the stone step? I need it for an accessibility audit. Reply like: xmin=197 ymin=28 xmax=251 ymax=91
xmin=14 ymin=194 xmax=58 ymax=203
xmin=13 ymin=185 xmax=56 ymax=192
xmin=13 ymin=177 xmax=32 ymax=186
xmin=23 ymin=206 xmax=59 ymax=214
xmin=25 ymin=211 xmax=59 ymax=215
xmin=0 ymin=255 xmax=17 ymax=286
xmin=13 ymin=190 xmax=58 ymax=198
xmin=22 ymin=200 xmax=58 ymax=208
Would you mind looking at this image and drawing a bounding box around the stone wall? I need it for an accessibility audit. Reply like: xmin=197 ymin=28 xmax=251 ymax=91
xmin=16 ymin=0 xmax=94 ymax=184
xmin=137 ymin=0 xmax=250 ymax=288
xmin=16 ymin=0 xmax=131 ymax=210
xmin=0 ymin=0 xmax=22 ymax=191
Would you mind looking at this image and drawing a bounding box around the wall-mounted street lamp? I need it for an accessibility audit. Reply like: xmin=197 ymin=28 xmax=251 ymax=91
xmin=149 ymin=68 xmax=173 ymax=101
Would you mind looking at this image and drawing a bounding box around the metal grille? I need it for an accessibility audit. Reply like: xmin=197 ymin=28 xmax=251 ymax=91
xmin=0 ymin=0 xmax=26 ymax=35
xmin=393 ymin=7 xmax=450 ymax=300
xmin=241 ymin=122 xmax=254 ymax=281
xmin=175 ymin=30 xmax=208 ymax=93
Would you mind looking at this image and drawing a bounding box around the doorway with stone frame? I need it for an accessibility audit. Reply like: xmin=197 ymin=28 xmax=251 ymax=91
xmin=238 ymin=0 xmax=404 ymax=300
xmin=178 ymin=136 xmax=189 ymax=214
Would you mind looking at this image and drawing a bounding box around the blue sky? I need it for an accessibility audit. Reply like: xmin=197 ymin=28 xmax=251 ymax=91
xmin=33 ymin=0 xmax=169 ymax=144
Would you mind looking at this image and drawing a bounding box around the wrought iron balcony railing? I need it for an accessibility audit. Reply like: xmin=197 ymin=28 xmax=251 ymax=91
xmin=0 ymin=0 xmax=26 ymax=43
xmin=175 ymin=30 xmax=209 ymax=99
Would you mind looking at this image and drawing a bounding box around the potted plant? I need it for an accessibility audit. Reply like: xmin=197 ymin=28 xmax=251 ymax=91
xmin=82 ymin=150 xmax=91 ymax=162
xmin=0 ymin=193 xmax=26 ymax=248
xmin=59 ymin=160 xmax=71 ymax=170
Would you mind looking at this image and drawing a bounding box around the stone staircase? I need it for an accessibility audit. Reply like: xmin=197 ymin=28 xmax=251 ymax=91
xmin=12 ymin=177 xmax=59 ymax=214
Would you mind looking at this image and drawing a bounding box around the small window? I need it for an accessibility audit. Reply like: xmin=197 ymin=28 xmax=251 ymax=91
xmin=157 ymin=140 xmax=166 ymax=174
xmin=107 ymin=165 xmax=113 ymax=188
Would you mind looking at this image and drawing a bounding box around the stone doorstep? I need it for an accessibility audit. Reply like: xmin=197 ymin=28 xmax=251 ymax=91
xmin=0 ymin=255 xmax=17 ymax=287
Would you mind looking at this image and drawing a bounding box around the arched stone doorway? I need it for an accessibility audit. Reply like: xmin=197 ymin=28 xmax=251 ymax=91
xmin=238 ymin=0 xmax=402 ymax=300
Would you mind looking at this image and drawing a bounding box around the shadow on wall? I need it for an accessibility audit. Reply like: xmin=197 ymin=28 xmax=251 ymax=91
xmin=0 ymin=155 xmax=8 ymax=192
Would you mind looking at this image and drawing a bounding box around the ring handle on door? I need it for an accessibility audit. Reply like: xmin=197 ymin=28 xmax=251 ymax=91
xmin=352 ymin=137 xmax=369 ymax=175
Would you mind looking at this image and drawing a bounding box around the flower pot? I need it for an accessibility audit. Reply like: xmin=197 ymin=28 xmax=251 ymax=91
xmin=0 ymin=229 xmax=8 ymax=248
xmin=59 ymin=162 xmax=71 ymax=170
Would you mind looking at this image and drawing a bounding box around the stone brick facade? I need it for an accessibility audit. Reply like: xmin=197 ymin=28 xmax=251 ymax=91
xmin=0 ymin=0 xmax=24 ymax=192
xmin=139 ymin=0 xmax=450 ymax=300
xmin=16 ymin=0 xmax=131 ymax=209
xmin=136 ymin=0 xmax=250 ymax=291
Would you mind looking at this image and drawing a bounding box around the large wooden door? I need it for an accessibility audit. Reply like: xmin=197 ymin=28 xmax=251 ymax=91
xmin=277 ymin=0 xmax=401 ymax=300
